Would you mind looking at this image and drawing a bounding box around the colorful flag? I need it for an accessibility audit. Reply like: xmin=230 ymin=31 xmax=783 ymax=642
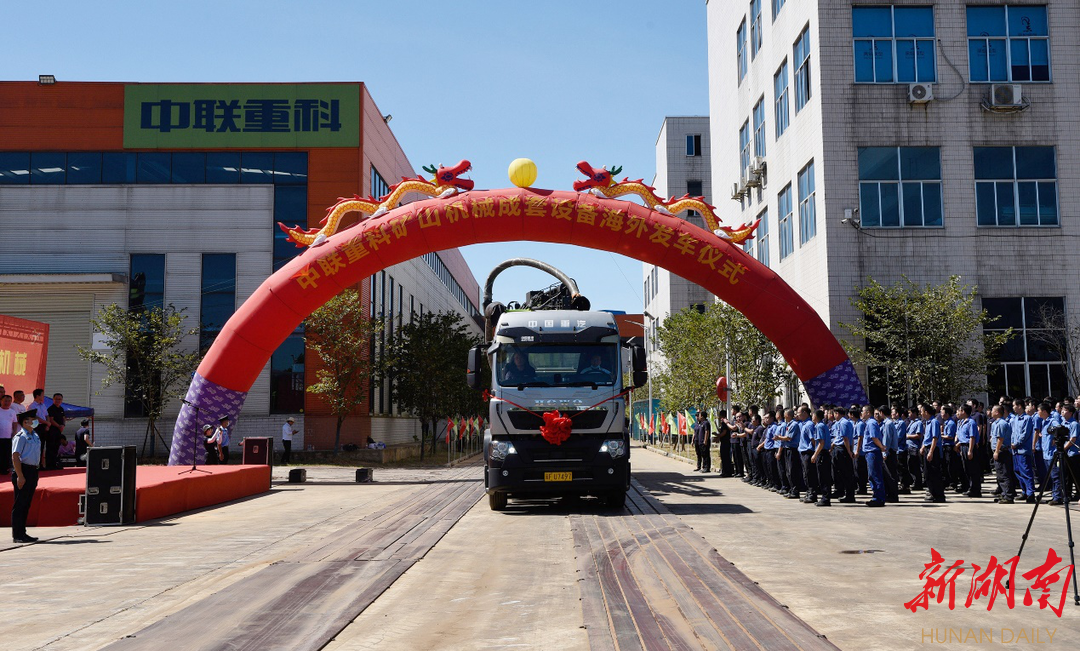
xmin=686 ymin=409 xmax=697 ymax=430
xmin=446 ymin=417 xmax=455 ymax=444
xmin=677 ymin=411 xmax=687 ymax=436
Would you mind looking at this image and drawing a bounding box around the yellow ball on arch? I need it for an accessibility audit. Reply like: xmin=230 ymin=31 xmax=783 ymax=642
xmin=508 ymin=158 xmax=538 ymax=188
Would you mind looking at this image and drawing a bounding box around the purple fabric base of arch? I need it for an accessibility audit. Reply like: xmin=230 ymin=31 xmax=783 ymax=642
xmin=168 ymin=372 xmax=248 ymax=466
xmin=804 ymin=360 xmax=867 ymax=408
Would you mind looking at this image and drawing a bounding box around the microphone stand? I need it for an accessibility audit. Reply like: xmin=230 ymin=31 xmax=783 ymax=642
xmin=178 ymin=399 xmax=211 ymax=475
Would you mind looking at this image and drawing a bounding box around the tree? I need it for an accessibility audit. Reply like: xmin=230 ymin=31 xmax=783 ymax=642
xmin=381 ymin=311 xmax=484 ymax=459
xmin=841 ymin=275 xmax=1012 ymax=404
xmin=78 ymin=303 xmax=201 ymax=454
xmin=305 ymin=289 xmax=381 ymax=453
xmin=654 ymin=302 xmax=791 ymax=411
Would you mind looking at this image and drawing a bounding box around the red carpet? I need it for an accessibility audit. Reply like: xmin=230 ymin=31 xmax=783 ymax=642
xmin=0 ymin=465 xmax=271 ymax=527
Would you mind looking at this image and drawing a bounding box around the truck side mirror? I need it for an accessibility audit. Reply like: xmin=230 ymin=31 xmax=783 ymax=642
xmin=630 ymin=344 xmax=648 ymax=389
xmin=466 ymin=345 xmax=485 ymax=390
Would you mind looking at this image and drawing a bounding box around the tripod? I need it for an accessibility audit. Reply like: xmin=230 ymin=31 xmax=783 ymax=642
xmin=178 ymin=400 xmax=211 ymax=476
xmin=1011 ymin=448 xmax=1080 ymax=606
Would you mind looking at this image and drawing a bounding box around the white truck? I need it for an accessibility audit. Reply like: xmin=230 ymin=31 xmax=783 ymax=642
xmin=466 ymin=260 xmax=647 ymax=510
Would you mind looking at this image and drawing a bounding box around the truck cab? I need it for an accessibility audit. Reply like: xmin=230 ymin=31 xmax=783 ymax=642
xmin=469 ymin=309 xmax=646 ymax=510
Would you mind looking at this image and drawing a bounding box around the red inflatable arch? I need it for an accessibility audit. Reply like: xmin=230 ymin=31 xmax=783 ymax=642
xmin=169 ymin=188 xmax=866 ymax=464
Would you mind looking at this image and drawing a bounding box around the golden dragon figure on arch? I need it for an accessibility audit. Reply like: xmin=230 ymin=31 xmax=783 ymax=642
xmin=278 ymin=159 xmax=474 ymax=247
xmin=572 ymin=161 xmax=760 ymax=245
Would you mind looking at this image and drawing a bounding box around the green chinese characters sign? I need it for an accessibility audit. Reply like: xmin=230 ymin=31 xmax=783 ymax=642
xmin=124 ymin=84 xmax=360 ymax=149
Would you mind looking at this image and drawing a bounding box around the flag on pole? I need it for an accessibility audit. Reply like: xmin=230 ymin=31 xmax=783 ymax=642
xmin=686 ymin=409 xmax=697 ymax=430
xmin=677 ymin=411 xmax=687 ymax=436
xmin=446 ymin=417 xmax=455 ymax=444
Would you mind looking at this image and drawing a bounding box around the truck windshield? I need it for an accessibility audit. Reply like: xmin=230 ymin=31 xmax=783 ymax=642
xmin=497 ymin=343 xmax=619 ymax=387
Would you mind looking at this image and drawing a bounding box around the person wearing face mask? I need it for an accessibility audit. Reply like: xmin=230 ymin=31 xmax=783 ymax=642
xmin=11 ymin=411 xmax=43 ymax=543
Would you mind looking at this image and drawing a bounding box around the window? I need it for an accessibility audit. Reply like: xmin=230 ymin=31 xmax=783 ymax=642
xmin=129 ymin=254 xmax=165 ymax=313
xmin=67 ymin=152 xmax=102 ymax=184
xmin=206 ymin=152 xmax=241 ymax=183
xmin=794 ymin=27 xmax=812 ymax=112
xmin=858 ymin=147 xmax=942 ymax=228
xmin=136 ymin=152 xmax=171 ymax=183
xmin=984 ymin=297 xmax=1069 ymax=399
xmin=371 ymin=165 xmax=390 ymax=199
xmin=974 ymin=146 xmax=1057 ymax=227
xmin=200 ymin=254 xmax=236 ymax=354
xmin=125 ymin=253 xmax=166 ymax=418
xmin=967 ymin=6 xmax=1049 ymax=82
xmin=853 ymin=6 xmax=936 ymax=83
xmin=774 ymin=60 xmax=790 ymax=137
xmin=172 ymin=152 xmax=206 ymax=183
xmin=753 ymin=97 xmax=767 ymax=158
xmin=778 ymin=184 xmax=794 ymax=260
xmin=687 ymin=180 xmax=703 ymax=197
xmin=31 ymin=152 xmax=66 ymax=184
xmin=273 ymin=152 xmax=308 ymax=184
xmin=739 ymin=120 xmax=751 ymax=180
xmin=421 ymin=252 xmax=480 ymax=318
xmin=797 ymin=160 xmax=816 ymax=244
xmin=240 ymin=152 xmax=274 ymax=184
xmin=102 ymin=153 xmax=136 ymax=184
xmin=0 ymin=152 xmax=30 ymax=184
xmin=737 ymin=19 xmax=748 ymax=83
xmin=686 ymin=134 xmax=702 ymax=157
xmin=274 ymin=186 xmax=307 ymax=270
xmin=756 ymin=209 xmax=770 ymax=268
xmin=270 ymin=333 xmax=305 ymax=414
xmin=750 ymin=0 xmax=763 ymax=60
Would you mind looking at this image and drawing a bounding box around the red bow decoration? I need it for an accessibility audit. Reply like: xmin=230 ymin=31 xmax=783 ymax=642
xmin=540 ymin=410 xmax=573 ymax=446
xmin=482 ymin=389 xmax=492 ymax=402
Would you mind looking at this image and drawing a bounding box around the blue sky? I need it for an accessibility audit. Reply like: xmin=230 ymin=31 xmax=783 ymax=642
xmin=6 ymin=0 xmax=710 ymax=312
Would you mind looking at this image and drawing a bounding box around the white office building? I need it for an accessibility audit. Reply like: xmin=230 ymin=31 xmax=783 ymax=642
xmin=708 ymin=0 xmax=1080 ymax=403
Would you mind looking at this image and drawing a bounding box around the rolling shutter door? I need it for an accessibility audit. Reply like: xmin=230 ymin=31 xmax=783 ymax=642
xmin=0 ymin=293 xmax=93 ymax=405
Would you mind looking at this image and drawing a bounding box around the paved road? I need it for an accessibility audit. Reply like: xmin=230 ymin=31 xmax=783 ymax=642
xmin=1 ymin=449 xmax=1076 ymax=650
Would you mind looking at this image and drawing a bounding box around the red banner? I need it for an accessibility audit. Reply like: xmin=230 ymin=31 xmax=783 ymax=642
xmin=0 ymin=315 xmax=49 ymax=392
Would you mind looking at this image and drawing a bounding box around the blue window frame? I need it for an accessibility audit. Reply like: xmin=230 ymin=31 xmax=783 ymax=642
xmin=271 ymin=333 xmax=305 ymax=414
xmin=686 ymin=134 xmax=702 ymax=157
xmin=206 ymin=152 xmax=241 ymax=183
xmin=200 ymin=253 xmax=236 ymax=354
xmin=859 ymin=147 xmax=942 ymax=228
xmin=753 ymin=97 xmax=767 ymax=158
xmin=774 ymin=60 xmax=790 ymax=137
xmin=103 ymin=152 xmax=136 ymax=184
xmin=756 ymin=209 xmax=770 ymax=268
xmin=750 ymin=0 xmax=763 ymax=60
xmin=772 ymin=0 xmax=785 ymax=21
xmin=778 ymin=184 xmax=794 ymax=260
xmin=172 ymin=152 xmax=206 ymax=184
xmin=136 ymin=152 xmax=171 ymax=183
xmin=967 ymin=6 xmax=1049 ymax=82
xmin=67 ymin=152 xmax=102 ymax=184
xmin=273 ymin=152 xmax=308 ymax=184
xmin=798 ymin=160 xmax=816 ymax=244
xmin=31 ymin=152 xmax=66 ymax=184
xmin=794 ymin=27 xmax=812 ymax=112
xmin=737 ymin=19 xmax=748 ymax=83
xmin=739 ymin=120 xmax=751 ymax=180
xmin=974 ymin=146 xmax=1057 ymax=227
xmin=853 ymin=6 xmax=936 ymax=83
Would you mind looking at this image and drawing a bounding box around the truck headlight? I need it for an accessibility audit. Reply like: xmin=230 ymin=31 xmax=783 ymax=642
xmin=490 ymin=440 xmax=517 ymax=461
xmin=600 ymin=439 xmax=626 ymax=459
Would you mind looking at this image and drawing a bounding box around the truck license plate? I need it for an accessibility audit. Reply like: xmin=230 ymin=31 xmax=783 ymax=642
xmin=544 ymin=472 xmax=572 ymax=482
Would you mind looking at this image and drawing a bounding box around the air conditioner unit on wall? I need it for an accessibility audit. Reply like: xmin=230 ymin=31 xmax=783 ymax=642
xmin=745 ymin=169 xmax=762 ymax=188
xmin=908 ymin=83 xmax=934 ymax=104
xmin=750 ymin=156 xmax=766 ymax=175
xmin=730 ymin=182 xmax=743 ymax=201
xmin=991 ymin=84 xmax=1023 ymax=107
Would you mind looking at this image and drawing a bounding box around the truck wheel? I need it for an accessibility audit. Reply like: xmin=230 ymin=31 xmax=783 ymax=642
xmin=603 ymin=491 xmax=626 ymax=509
xmin=489 ymin=492 xmax=508 ymax=511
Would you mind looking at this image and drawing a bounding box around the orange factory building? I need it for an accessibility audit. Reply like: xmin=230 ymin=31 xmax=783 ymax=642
xmin=0 ymin=80 xmax=482 ymax=452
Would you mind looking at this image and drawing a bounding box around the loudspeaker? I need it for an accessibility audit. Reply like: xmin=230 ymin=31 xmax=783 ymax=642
xmin=288 ymin=468 xmax=307 ymax=483
xmin=241 ymin=437 xmax=273 ymax=465
xmin=86 ymin=446 xmax=136 ymax=525
xmin=355 ymin=468 xmax=373 ymax=483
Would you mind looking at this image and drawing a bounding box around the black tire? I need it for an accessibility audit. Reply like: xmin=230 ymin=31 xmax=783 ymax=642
xmin=603 ymin=491 xmax=626 ymax=508
xmin=489 ymin=491 xmax=508 ymax=511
